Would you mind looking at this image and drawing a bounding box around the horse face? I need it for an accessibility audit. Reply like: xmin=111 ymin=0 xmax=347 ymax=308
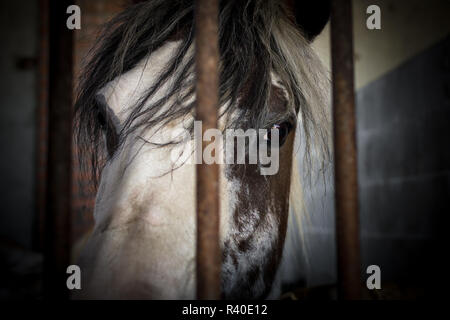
xmin=76 ymin=41 xmax=297 ymax=299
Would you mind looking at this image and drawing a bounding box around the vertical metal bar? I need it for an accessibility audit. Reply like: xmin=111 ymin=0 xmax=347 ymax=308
xmin=35 ymin=0 xmax=49 ymax=252
xmin=44 ymin=0 xmax=73 ymax=299
xmin=330 ymin=0 xmax=361 ymax=300
xmin=195 ymin=0 xmax=221 ymax=299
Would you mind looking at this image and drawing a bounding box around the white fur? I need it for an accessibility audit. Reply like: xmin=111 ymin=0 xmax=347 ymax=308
xmin=76 ymin=33 xmax=328 ymax=299
xmin=77 ymin=41 xmax=248 ymax=299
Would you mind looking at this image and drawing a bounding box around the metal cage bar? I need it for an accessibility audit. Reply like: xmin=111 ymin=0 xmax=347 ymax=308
xmin=44 ymin=0 xmax=73 ymax=300
xmin=194 ymin=0 xmax=221 ymax=300
xmin=330 ymin=0 xmax=362 ymax=300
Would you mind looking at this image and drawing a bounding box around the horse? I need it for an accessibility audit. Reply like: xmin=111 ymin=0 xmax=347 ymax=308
xmin=74 ymin=0 xmax=331 ymax=299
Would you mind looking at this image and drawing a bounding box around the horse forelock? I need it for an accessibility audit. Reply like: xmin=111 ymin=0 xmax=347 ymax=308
xmin=75 ymin=0 xmax=330 ymax=184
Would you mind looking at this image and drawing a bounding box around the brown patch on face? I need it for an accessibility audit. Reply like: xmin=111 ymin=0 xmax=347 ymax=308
xmin=221 ymin=84 xmax=296 ymax=299
xmin=261 ymin=131 xmax=294 ymax=295
xmin=269 ymin=85 xmax=289 ymax=114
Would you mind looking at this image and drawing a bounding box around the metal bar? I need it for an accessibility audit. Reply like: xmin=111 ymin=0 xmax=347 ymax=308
xmin=330 ymin=0 xmax=361 ymax=300
xmin=44 ymin=0 xmax=74 ymax=300
xmin=35 ymin=0 xmax=49 ymax=252
xmin=194 ymin=0 xmax=221 ymax=299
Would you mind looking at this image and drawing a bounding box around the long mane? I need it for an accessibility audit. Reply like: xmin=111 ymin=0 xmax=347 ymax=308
xmin=74 ymin=0 xmax=331 ymax=184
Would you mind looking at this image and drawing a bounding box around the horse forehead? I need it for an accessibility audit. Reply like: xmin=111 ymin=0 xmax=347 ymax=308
xmin=97 ymin=41 xmax=292 ymax=126
xmin=270 ymin=72 xmax=291 ymax=113
xmin=97 ymin=40 xmax=184 ymax=121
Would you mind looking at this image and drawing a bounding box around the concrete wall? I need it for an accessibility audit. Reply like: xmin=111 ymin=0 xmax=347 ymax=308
xmin=0 ymin=1 xmax=38 ymax=249
xmin=313 ymin=0 xmax=450 ymax=89
xmin=357 ymin=36 xmax=449 ymax=286
xmin=303 ymin=1 xmax=450 ymax=291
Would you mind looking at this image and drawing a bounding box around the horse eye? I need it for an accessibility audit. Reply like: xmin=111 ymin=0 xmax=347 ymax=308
xmin=96 ymin=108 xmax=118 ymax=157
xmin=264 ymin=122 xmax=293 ymax=147
xmin=97 ymin=110 xmax=107 ymax=130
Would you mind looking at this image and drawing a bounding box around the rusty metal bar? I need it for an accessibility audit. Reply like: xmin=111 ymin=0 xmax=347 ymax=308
xmin=35 ymin=0 xmax=49 ymax=252
xmin=194 ymin=0 xmax=221 ymax=299
xmin=330 ymin=0 xmax=361 ymax=300
xmin=44 ymin=0 xmax=73 ymax=299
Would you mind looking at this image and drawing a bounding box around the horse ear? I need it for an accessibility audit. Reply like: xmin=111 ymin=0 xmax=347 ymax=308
xmin=292 ymin=0 xmax=331 ymax=42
